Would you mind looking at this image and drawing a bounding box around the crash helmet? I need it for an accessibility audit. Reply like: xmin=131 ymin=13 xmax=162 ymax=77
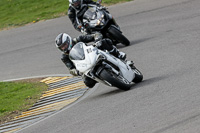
xmin=69 ymin=0 xmax=82 ymax=10
xmin=55 ymin=33 xmax=73 ymax=54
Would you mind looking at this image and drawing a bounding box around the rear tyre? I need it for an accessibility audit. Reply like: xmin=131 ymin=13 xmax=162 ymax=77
xmin=108 ymin=26 xmax=130 ymax=46
xmin=132 ymin=68 xmax=143 ymax=83
xmin=100 ymin=69 xmax=131 ymax=90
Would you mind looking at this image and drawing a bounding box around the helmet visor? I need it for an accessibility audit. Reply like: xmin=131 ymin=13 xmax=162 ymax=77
xmin=60 ymin=42 xmax=69 ymax=51
xmin=59 ymin=38 xmax=71 ymax=54
xmin=72 ymin=1 xmax=81 ymax=8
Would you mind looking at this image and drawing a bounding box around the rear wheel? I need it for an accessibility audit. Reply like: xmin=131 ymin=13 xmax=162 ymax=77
xmin=100 ymin=69 xmax=132 ymax=90
xmin=107 ymin=26 xmax=130 ymax=46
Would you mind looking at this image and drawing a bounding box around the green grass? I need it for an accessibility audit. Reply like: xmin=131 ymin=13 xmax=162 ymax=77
xmin=0 ymin=0 xmax=132 ymax=30
xmin=0 ymin=81 xmax=48 ymax=124
xmin=0 ymin=0 xmax=69 ymax=30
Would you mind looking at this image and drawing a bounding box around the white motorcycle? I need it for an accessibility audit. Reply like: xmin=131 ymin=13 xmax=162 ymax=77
xmin=69 ymin=42 xmax=143 ymax=90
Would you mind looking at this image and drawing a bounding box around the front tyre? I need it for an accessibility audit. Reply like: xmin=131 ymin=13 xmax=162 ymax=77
xmin=132 ymin=68 xmax=143 ymax=83
xmin=100 ymin=69 xmax=132 ymax=90
xmin=107 ymin=26 xmax=130 ymax=46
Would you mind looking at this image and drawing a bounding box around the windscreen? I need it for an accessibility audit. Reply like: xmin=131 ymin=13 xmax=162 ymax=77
xmin=69 ymin=42 xmax=85 ymax=60
xmin=83 ymin=7 xmax=97 ymax=20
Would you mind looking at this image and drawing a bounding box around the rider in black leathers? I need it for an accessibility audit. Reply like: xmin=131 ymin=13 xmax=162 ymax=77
xmin=68 ymin=0 xmax=101 ymax=32
xmin=55 ymin=32 xmax=126 ymax=88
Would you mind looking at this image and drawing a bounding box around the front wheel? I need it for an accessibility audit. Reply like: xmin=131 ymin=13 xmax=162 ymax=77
xmin=107 ymin=26 xmax=130 ymax=46
xmin=100 ymin=69 xmax=132 ymax=90
xmin=132 ymin=68 xmax=143 ymax=83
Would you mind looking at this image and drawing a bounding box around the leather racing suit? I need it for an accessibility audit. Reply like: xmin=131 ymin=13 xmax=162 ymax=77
xmin=68 ymin=0 xmax=99 ymax=32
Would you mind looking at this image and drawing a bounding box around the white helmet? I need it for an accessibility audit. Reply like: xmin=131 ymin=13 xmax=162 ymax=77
xmin=69 ymin=0 xmax=83 ymax=10
xmin=55 ymin=33 xmax=73 ymax=54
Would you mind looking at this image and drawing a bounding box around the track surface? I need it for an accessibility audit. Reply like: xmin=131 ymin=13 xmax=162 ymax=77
xmin=1 ymin=0 xmax=200 ymax=132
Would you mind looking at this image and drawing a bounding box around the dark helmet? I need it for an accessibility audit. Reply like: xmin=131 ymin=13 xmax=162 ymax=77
xmin=69 ymin=0 xmax=82 ymax=10
xmin=55 ymin=33 xmax=73 ymax=54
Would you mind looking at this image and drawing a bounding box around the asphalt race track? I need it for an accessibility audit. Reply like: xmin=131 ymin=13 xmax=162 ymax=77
xmin=1 ymin=0 xmax=200 ymax=132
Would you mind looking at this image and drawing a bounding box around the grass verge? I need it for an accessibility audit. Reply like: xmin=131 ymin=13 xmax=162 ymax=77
xmin=0 ymin=0 xmax=132 ymax=30
xmin=0 ymin=79 xmax=48 ymax=124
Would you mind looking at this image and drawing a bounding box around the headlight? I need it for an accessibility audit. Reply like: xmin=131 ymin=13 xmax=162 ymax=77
xmin=90 ymin=17 xmax=104 ymax=27
xmin=96 ymin=20 xmax=101 ymax=25
xmin=92 ymin=20 xmax=101 ymax=26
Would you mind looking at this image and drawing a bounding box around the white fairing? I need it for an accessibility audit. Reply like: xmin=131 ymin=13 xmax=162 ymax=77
xmin=70 ymin=43 xmax=98 ymax=73
xmin=99 ymin=51 xmax=135 ymax=82
xmin=69 ymin=42 xmax=135 ymax=83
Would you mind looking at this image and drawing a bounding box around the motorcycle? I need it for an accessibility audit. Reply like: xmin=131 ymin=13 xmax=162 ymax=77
xmin=80 ymin=0 xmax=130 ymax=46
xmin=69 ymin=42 xmax=143 ymax=90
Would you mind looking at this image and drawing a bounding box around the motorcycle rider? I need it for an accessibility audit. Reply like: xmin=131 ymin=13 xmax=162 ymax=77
xmin=55 ymin=32 xmax=126 ymax=88
xmin=68 ymin=0 xmax=103 ymax=32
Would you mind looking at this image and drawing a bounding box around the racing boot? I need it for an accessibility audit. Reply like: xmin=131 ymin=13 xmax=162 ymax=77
xmin=109 ymin=46 xmax=126 ymax=60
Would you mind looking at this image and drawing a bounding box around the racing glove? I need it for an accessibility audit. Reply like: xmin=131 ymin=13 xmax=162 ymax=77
xmin=70 ymin=68 xmax=80 ymax=76
xmin=93 ymin=32 xmax=103 ymax=42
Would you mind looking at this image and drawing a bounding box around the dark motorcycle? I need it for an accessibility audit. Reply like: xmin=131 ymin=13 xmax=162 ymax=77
xmin=81 ymin=0 xmax=130 ymax=46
